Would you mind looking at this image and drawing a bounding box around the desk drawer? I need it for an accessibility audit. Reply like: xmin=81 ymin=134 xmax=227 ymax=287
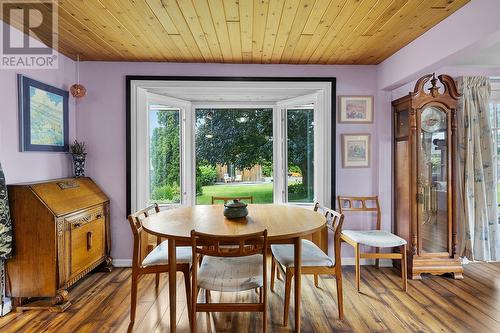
xmin=67 ymin=208 xmax=105 ymax=278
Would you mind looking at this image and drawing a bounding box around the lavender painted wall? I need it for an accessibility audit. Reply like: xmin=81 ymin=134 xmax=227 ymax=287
xmin=391 ymin=66 xmax=500 ymax=101
xmin=0 ymin=0 xmax=497 ymax=268
xmin=0 ymin=54 xmax=76 ymax=184
xmin=76 ymin=62 xmax=387 ymax=261
xmin=3 ymin=0 xmax=497 ymax=263
xmin=378 ymin=0 xmax=500 ymax=90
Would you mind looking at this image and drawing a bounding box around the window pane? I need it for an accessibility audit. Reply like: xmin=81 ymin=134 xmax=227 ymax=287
xmin=496 ymin=104 xmax=500 ymax=205
xmin=195 ymin=108 xmax=274 ymax=205
xmin=489 ymin=103 xmax=495 ymax=128
xmin=497 ymin=130 xmax=500 ymax=157
xmin=287 ymin=108 xmax=314 ymax=203
xmin=497 ymin=104 xmax=500 ymax=128
xmin=149 ymin=106 xmax=181 ymax=204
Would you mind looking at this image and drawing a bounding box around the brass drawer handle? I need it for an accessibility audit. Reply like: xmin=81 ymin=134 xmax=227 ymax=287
xmin=87 ymin=232 xmax=93 ymax=250
xmin=70 ymin=211 xmax=103 ymax=227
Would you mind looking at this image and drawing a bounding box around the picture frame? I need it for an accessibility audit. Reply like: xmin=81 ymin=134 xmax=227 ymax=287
xmin=338 ymin=95 xmax=374 ymax=123
xmin=341 ymin=134 xmax=370 ymax=168
xmin=18 ymin=75 xmax=69 ymax=152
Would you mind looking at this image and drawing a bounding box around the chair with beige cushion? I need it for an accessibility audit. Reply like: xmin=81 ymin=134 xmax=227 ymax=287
xmin=204 ymin=195 xmax=256 ymax=301
xmin=270 ymin=203 xmax=344 ymax=325
xmin=190 ymin=230 xmax=268 ymax=333
xmin=127 ymin=204 xmax=192 ymax=324
xmin=337 ymin=196 xmax=407 ymax=292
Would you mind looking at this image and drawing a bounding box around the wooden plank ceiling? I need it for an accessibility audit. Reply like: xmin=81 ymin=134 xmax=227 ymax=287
xmin=24 ymin=0 xmax=471 ymax=64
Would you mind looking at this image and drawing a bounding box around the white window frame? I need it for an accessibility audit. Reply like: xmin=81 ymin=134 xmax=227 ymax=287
xmin=131 ymin=91 xmax=192 ymax=211
xmin=129 ymin=80 xmax=332 ymax=213
xmin=277 ymin=93 xmax=328 ymax=206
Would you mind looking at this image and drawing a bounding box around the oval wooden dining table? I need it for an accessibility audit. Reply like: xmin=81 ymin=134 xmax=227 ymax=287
xmin=142 ymin=204 xmax=326 ymax=333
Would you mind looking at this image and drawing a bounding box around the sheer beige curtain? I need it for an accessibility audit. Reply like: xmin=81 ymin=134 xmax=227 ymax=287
xmin=456 ymin=76 xmax=499 ymax=261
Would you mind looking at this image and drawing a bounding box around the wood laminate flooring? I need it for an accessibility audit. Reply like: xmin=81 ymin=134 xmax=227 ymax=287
xmin=1 ymin=262 xmax=499 ymax=332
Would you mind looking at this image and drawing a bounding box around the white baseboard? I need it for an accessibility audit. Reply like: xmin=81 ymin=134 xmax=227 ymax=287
xmin=1 ymin=298 xmax=12 ymax=316
xmin=112 ymin=259 xmax=132 ymax=267
xmin=112 ymin=258 xmax=392 ymax=268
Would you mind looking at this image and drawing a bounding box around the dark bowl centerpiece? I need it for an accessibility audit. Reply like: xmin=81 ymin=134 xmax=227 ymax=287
xmin=223 ymin=199 xmax=248 ymax=219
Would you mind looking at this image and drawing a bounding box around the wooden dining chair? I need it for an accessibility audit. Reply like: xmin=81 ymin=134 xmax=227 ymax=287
xmin=211 ymin=195 xmax=254 ymax=204
xmin=190 ymin=229 xmax=268 ymax=333
xmin=337 ymin=196 xmax=407 ymax=292
xmin=205 ymin=195 xmax=256 ymax=301
xmin=127 ymin=204 xmax=192 ymax=324
xmin=270 ymin=203 xmax=344 ymax=325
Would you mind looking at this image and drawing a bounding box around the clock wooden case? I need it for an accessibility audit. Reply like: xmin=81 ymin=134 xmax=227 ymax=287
xmin=392 ymin=74 xmax=463 ymax=279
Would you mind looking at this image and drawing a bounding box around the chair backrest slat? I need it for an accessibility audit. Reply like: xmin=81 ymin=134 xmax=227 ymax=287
xmin=314 ymin=202 xmax=344 ymax=242
xmin=191 ymin=230 xmax=267 ymax=258
xmin=127 ymin=203 xmax=160 ymax=268
xmin=313 ymin=202 xmax=344 ymax=267
xmin=337 ymin=196 xmax=381 ymax=230
xmin=211 ymin=196 xmax=254 ymax=204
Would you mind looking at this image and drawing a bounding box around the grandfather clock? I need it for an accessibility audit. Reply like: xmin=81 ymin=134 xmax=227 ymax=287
xmin=392 ymin=74 xmax=463 ymax=279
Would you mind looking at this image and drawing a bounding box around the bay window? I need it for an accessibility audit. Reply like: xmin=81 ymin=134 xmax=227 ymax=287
xmin=127 ymin=78 xmax=334 ymax=214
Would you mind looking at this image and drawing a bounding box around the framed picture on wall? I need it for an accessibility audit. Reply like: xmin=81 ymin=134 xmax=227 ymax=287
xmin=18 ymin=75 xmax=69 ymax=152
xmin=338 ymin=95 xmax=374 ymax=123
xmin=342 ymin=134 xmax=370 ymax=168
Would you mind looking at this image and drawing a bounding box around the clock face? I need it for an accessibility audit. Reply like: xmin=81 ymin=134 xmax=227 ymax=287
xmin=421 ymin=107 xmax=445 ymax=133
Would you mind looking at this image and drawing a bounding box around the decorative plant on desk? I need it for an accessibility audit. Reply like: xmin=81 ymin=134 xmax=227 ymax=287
xmin=69 ymin=140 xmax=87 ymax=177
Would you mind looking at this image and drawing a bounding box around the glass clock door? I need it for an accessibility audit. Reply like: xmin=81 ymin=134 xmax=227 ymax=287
xmin=418 ymin=106 xmax=449 ymax=253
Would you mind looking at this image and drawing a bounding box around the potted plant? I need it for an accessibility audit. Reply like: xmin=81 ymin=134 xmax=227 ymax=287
xmin=69 ymin=139 xmax=87 ymax=177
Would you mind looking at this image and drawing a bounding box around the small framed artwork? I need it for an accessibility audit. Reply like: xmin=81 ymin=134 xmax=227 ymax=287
xmin=18 ymin=75 xmax=69 ymax=152
xmin=342 ymin=134 xmax=370 ymax=168
xmin=338 ymin=95 xmax=374 ymax=123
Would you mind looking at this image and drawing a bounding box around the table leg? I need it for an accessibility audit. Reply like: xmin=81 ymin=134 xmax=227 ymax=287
xmin=294 ymin=237 xmax=302 ymax=332
xmin=168 ymin=238 xmax=177 ymax=333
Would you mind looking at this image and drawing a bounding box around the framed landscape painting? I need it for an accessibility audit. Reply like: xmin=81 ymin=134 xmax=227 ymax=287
xmin=342 ymin=134 xmax=370 ymax=168
xmin=338 ymin=96 xmax=373 ymax=123
xmin=18 ymin=75 xmax=69 ymax=152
